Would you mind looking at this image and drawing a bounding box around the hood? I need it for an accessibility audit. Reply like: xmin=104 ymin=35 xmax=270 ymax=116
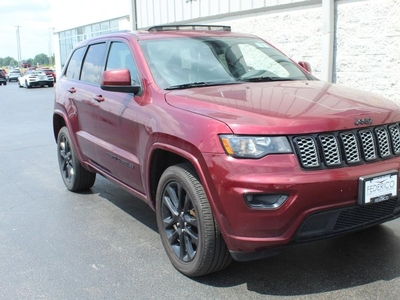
xmin=165 ymin=81 xmax=400 ymax=135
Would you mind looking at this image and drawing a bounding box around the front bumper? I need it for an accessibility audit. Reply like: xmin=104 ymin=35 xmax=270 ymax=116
xmin=230 ymin=198 xmax=400 ymax=261
xmin=201 ymin=153 xmax=400 ymax=260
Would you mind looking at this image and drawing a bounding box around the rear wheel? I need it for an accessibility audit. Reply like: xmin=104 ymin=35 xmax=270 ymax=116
xmin=156 ymin=163 xmax=232 ymax=277
xmin=57 ymin=127 xmax=96 ymax=191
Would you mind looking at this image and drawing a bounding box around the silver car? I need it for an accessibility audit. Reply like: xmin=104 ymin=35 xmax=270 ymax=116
xmin=8 ymin=69 xmax=21 ymax=82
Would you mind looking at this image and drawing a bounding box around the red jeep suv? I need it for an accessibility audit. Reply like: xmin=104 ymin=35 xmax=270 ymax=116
xmin=53 ymin=25 xmax=400 ymax=277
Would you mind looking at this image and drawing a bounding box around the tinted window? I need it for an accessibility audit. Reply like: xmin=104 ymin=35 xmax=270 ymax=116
xmin=81 ymin=43 xmax=107 ymax=84
xmin=65 ymin=47 xmax=85 ymax=80
xmin=106 ymin=42 xmax=139 ymax=85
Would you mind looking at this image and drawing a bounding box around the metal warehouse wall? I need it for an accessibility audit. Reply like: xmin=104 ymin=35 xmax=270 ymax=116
xmin=136 ymin=0 xmax=314 ymax=27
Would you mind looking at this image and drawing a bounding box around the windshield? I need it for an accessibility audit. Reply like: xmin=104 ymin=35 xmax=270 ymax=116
xmin=140 ymin=36 xmax=312 ymax=89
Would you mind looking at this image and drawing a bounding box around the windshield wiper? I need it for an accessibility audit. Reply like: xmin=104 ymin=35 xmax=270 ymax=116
xmin=240 ymin=77 xmax=299 ymax=82
xmin=165 ymin=81 xmax=237 ymax=90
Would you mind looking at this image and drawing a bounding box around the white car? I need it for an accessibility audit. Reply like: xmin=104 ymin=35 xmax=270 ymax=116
xmin=8 ymin=69 xmax=22 ymax=82
xmin=18 ymin=70 xmax=54 ymax=88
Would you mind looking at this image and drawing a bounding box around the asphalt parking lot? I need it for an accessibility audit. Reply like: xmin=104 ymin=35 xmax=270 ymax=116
xmin=2 ymin=82 xmax=400 ymax=300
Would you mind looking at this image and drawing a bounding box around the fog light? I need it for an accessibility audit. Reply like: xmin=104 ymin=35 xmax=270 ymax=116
xmin=244 ymin=193 xmax=288 ymax=209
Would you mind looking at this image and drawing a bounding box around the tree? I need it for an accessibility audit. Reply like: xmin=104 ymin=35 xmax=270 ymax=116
xmin=0 ymin=56 xmax=18 ymax=67
xmin=33 ymin=53 xmax=48 ymax=66
xmin=0 ymin=53 xmax=56 ymax=68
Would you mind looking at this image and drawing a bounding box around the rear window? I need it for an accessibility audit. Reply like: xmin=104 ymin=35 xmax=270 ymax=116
xmin=65 ymin=47 xmax=86 ymax=80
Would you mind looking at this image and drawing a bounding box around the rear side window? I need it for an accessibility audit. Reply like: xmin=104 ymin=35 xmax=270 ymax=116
xmin=81 ymin=43 xmax=107 ymax=84
xmin=65 ymin=47 xmax=85 ymax=80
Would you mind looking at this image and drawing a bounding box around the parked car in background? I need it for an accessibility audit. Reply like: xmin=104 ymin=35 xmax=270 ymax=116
xmin=18 ymin=69 xmax=54 ymax=88
xmin=8 ymin=69 xmax=22 ymax=82
xmin=39 ymin=68 xmax=56 ymax=83
xmin=21 ymin=62 xmax=31 ymax=68
xmin=54 ymin=25 xmax=400 ymax=277
xmin=0 ymin=69 xmax=7 ymax=85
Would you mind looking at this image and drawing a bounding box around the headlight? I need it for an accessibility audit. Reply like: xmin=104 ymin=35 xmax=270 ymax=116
xmin=219 ymin=135 xmax=292 ymax=158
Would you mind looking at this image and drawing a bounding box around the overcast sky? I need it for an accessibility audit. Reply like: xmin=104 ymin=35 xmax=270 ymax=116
xmin=0 ymin=0 xmax=53 ymax=60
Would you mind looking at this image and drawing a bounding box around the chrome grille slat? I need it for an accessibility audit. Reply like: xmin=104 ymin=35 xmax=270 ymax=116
xmin=293 ymin=137 xmax=320 ymax=168
xmin=319 ymin=135 xmax=341 ymax=166
xmin=340 ymin=132 xmax=360 ymax=164
xmin=375 ymin=127 xmax=391 ymax=158
xmin=389 ymin=124 xmax=400 ymax=154
xmin=293 ymin=123 xmax=400 ymax=169
xmin=359 ymin=130 xmax=376 ymax=161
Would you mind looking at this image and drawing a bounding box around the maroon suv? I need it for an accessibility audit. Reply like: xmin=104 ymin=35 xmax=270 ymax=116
xmin=53 ymin=25 xmax=400 ymax=277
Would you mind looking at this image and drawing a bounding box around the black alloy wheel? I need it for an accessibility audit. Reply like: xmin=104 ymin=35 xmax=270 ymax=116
xmin=156 ymin=163 xmax=232 ymax=277
xmin=57 ymin=127 xmax=96 ymax=191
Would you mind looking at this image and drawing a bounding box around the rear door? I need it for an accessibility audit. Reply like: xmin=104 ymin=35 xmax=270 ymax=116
xmin=61 ymin=45 xmax=106 ymax=163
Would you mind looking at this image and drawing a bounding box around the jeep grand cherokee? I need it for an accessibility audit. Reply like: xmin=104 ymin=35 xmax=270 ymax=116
xmin=53 ymin=25 xmax=400 ymax=277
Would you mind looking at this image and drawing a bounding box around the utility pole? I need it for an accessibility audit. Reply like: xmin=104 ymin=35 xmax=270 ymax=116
xmin=48 ymin=27 xmax=54 ymax=66
xmin=15 ymin=26 xmax=22 ymax=66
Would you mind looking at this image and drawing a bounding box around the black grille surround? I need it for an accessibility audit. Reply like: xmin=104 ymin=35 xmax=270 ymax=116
xmin=294 ymin=198 xmax=400 ymax=243
xmin=292 ymin=123 xmax=400 ymax=169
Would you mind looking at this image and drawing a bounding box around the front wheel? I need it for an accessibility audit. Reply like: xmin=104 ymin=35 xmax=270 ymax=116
xmin=57 ymin=127 xmax=96 ymax=191
xmin=156 ymin=163 xmax=232 ymax=277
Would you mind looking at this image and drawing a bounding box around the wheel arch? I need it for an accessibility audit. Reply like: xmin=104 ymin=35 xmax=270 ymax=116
xmin=147 ymin=145 xmax=191 ymax=209
xmin=146 ymin=141 xmax=220 ymax=223
xmin=53 ymin=111 xmax=67 ymax=142
xmin=52 ymin=110 xmax=92 ymax=173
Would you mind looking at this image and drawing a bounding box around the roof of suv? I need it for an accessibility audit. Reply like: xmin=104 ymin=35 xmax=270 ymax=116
xmin=76 ymin=25 xmax=256 ymax=46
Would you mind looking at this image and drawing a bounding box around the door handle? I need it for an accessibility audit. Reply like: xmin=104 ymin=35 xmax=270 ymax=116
xmin=67 ymin=87 xmax=76 ymax=93
xmin=93 ymin=95 xmax=105 ymax=102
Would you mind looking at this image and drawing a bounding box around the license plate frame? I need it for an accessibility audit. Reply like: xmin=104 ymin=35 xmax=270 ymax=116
xmin=358 ymin=170 xmax=398 ymax=205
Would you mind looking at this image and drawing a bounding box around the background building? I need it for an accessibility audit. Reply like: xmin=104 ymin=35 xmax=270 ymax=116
xmin=52 ymin=0 xmax=400 ymax=101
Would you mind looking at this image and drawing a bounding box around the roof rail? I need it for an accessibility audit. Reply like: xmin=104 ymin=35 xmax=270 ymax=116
xmin=147 ymin=25 xmax=231 ymax=32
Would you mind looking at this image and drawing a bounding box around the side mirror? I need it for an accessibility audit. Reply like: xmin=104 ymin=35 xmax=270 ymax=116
xmin=298 ymin=61 xmax=312 ymax=73
xmin=101 ymin=68 xmax=140 ymax=94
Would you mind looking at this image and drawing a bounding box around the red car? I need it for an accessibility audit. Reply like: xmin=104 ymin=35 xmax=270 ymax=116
xmin=0 ymin=69 xmax=7 ymax=85
xmin=53 ymin=25 xmax=400 ymax=277
xmin=39 ymin=68 xmax=56 ymax=83
xmin=21 ymin=62 xmax=31 ymax=68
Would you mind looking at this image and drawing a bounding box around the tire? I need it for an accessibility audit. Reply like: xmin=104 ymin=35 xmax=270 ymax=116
xmin=156 ymin=163 xmax=232 ymax=277
xmin=25 ymin=80 xmax=30 ymax=88
xmin=48 ymin=83 xmax=54 ymax=87
xmin=57 ymin=127 xmax=96 ymax=191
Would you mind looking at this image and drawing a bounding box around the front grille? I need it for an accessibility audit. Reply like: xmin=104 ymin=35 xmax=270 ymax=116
xmin=334 ymin=198 xmax=398 ymax=230
xmin=295 ymin=198 xmax=400 ymax=241
xmin=293 ymin=123 xmax=400 ymax=169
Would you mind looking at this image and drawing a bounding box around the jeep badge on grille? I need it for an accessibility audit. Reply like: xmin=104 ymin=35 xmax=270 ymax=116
xmin=355 ymin=118 xmax=373 ymax=125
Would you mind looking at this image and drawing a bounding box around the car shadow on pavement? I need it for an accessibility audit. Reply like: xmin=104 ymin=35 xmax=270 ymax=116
xmin=197 ymin=224 xmax=400 ymax=295
xmin=89 ymin=176 xmax=400 ymax=296
xmin=88 ymin=175 xmax=159 ymax=232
